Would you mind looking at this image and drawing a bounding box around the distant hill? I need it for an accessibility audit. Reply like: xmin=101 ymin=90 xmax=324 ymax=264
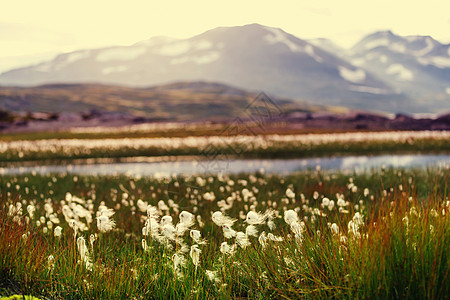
xmin=0 ymin=81 xmax=326 ymax=122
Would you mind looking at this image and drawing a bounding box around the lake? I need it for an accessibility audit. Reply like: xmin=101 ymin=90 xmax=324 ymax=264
xmin=1 ymin=153 xmax=450 ymax=177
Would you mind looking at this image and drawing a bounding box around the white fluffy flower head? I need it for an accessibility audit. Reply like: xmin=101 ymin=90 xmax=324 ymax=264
xmin=96 ymin=215 xmax=116 ymax=233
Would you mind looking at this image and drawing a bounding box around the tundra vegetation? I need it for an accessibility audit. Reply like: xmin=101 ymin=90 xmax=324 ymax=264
xmin=1 ymin=167 xmax=449 ymax=299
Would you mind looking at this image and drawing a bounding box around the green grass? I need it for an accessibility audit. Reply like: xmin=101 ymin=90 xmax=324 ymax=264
xmin=0 ymin=168 xmax=449 ymax=299
xmin=1 ymin=131 xmax=450 ymax=164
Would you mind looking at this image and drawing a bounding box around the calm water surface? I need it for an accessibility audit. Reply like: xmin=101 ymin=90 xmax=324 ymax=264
xmin=1 ymin=154 xmax=450 ymax=176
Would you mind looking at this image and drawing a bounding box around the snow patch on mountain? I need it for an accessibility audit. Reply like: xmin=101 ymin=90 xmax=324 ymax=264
xmin=155 ymin=41 xmax=190 ymax=56
xmin=365 ymin=53 xmax=380 ymax=61
xmin=348 ymin=85 xmax=391 ymax=95
xmin=386 ymin=64 xmax=414 ymax=81
xmin=405 ymin=36 xmax=421 ymax=42
xmin=418 ymin=56 xmax=450 ymax=68
xmin=412 ymin=37 xmax=435 ymax=56
xmin=96 ymin=47 xmax=146 ymax=62
xmin=446 ymin=87 xmax=450 ymax=95
xmin=153 ymin=40 xmax=213 ymax=56
xmin=264 ymin=27 xmax=303 ymax=52
xmin=195 ymin=52 xmax=220 ymax=64
xmin=66 ymin=51 xmax=90 ymax=64
xmin=379 ymin=55 xmax=388 ymax=63
xmin=363 ymin=38 xmax=389 ymax=50
xmin=194 ymin=40 xmax=214 ymax=50
xmin=351 ymin=58 xmax=365 ymax=66
xmin=35 ymin=62 xmax=52 ymax=72
xmin=390 ymin=43 xmax=406 ymax=53
xmin=136 ymin=36 xmax=177 ymax=46
xmin=33 ymin=51 xmax=90 ymax=72
xmin=102 ymin=65 xmax=128 ymax=75
xmin=338 ymin=66 xmax=366 ymax=83
xmin=304 ymin=45 xmax=323 ymax=62
xmin=170 ymin=52 xmax=220 ymax=65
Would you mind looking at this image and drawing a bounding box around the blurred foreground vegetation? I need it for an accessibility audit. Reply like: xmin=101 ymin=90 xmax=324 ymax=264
xmin=1 ymin=167 xmax=449 ymax=299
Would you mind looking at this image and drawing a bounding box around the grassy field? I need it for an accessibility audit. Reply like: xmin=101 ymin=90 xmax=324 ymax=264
xmin=1 ymin=167 xmax=449 ymax=299
xmin=0 ymin=124 xmax=354 ymax=142
xmin=1 ymin=131 xmax=450 ymax=165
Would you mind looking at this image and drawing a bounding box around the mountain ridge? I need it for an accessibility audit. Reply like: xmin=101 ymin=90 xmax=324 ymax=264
xmin=0 ymin=24 xmax=448 ymax=114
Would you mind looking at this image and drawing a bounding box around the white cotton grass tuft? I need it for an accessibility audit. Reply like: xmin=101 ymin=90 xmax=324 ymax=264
xmin=348 ymin=220 xmax=360 ymax=238
xmin=179 ymin=211 xmax=195 ymax=227
xmin=290 ymin=221 xmax=306 ymax=236
xmin=267 ymin=219 xmax=276 ymax=231
xmin=245 ymin=211 xmax=267 ymax=225
xmin=284 ymin=210 xmax=298 ymax=226
xmin=264 ymin=209 xmax=276 ymax=228
xmin=175 ymin=223 xmax=190 ymax=237
xmin=77 ymin=237 xmax=88 ymax=261
xmin=89 ymin=234 xmax=96 ymax=251
xmin=352 ymin=212 xmax=364 ymax=227
xmin=76 ymin=236 xmax=93 ymax=271
xmin=160 ymin=215 xmax=173 ymax=226
xmin=146 ymin=205 xmax=160 ymax=220
xmin=142 ymin=239 xmax=149 ymax=252
xmin=212 ymin=211 xmax=237 ymax=227
xmin=220 ymin=241 xmax=236 ymax=255
xmin=95 ymin=204 xmax=116 ymax=233
xmin=69 ymin=219 xmax=78 ymax=241
xmin=27 ymin=205 xmax=36 ymax=219
xmin=143 ymin=218 xmax=160 ymax=238
xmin=190 ymin=229 xmax=206 ymax=244
xmin=285 ymin=188 xmax=295 ymax=199
xmin=267 ymin=233 xmax=284 ymax=242
xmin=259 ymin=231 xmax=283 ymax=248
xmin=321 ymin=197 xmax=335 ymax=211
xmin=136 ymin=199 xmax=148 ymax=213
xmin=347 ymin=212 xmax=364 ymax=239
xmin=174 ymin=211 xmax=195 ymax=237
xmin=196 ymin=215 xmax=205 ymax=228
xmin=222 ymin=224 xmax=236 ymax=239
xmin=330 ymin=223 xmax=339 ymax=235
xmin=96 ymin=215 xmax=116 ymax=233
xmin=283 ymin=210 xmax=306 ymax=244
xmin=245 ymin=224 xmax=258 ymax=237
xmin=178 ymin=242 xmax=190 ymax=254
xmin=236 ymin=232 xmax=250 ymax=248
xmin=327 ymin=200 xmax=335 ymax=211
xmin=172 ymin=253 xmax=187 ymax=279
xmin=190 ymin=245 xmax=202 ymax=268
xmin=158 ymin=200 xmax=169 ymax=211
xmin=54 ymin=226 xmax=62 ymax=238
xmin=72 ymin=204 xmax=93 ymax=225
xmin=205 ymin=270 xmax=221 ymax=283
xmin=161 ymin=223 xmax=177 ymax=241
xmin=96 ymin=204 xmax=115 ymax=218
xmin=259 ymin=232 xmax=268 ymax=249
xmin=49 ymin=214 xmax=60 ymax=224
xmin=47 ymin=255 xmax=55 ymax=271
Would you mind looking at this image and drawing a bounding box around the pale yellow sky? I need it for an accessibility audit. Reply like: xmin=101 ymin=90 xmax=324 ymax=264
xmin=1 ymin=0 xmax=449 ymax=59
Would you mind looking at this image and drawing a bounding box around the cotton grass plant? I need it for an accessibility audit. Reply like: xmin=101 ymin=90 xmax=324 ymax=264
xmin=0 ymin=167 xmax=449 ymax=299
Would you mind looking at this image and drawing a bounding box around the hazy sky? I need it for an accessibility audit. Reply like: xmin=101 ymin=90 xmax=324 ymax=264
xmin=1 ymin=0 xmax=450 ymax=60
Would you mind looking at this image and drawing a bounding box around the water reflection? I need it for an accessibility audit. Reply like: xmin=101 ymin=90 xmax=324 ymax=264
xmin=1 ymin=154 xmax=449 ymax=176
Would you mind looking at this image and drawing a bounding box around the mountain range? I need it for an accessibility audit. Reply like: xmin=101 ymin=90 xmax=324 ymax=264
xmin=0 ymin=23 xmax=449 ymax=114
